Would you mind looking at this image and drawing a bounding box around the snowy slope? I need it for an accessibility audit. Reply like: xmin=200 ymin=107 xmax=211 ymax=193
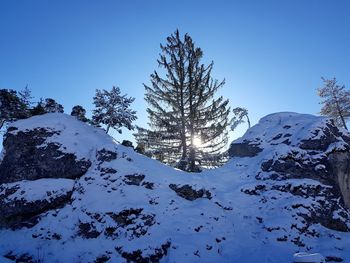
xmin=0 ymin=113 xmax=349 ymax=263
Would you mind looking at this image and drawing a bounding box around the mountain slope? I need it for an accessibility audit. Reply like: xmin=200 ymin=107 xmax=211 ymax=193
xmin=0 ymin=113 xmax=349 ymax=263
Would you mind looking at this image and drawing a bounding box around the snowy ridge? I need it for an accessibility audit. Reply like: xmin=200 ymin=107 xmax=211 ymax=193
xmin=0 ymin=113 xmax=349 ymax=262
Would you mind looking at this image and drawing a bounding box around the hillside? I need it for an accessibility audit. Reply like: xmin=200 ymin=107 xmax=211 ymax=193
xmin=0 ymin=113 xmax=349 ymax=263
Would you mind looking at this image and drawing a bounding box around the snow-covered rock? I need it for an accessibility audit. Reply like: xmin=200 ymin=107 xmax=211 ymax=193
xmin=0 ymin=114 xmax=93 ymax=183
xmin=230 ymin=112 xmax=350 ymax=209
xmin=0 ymin=112 xmax=349 ymax=262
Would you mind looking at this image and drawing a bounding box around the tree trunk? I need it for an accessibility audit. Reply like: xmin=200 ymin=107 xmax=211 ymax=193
xmin=246 ymin=115 xmax=251 ymax=129
xmin=106 ymin=123 xmax=111 ymax=134
xmin=332 ymin=90 xmax=348 ymax=130
xmin=335 ymin=100 xmax=348 ymax=130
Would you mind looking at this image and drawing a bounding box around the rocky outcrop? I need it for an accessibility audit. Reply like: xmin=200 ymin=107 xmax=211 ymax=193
xmin=1 ymin=112 xmax=350 ymax=262
xmin=328 ymin=152 xmax=350 ymax=208
xmin=230 ymin=112 xmax=350 ymax=209
xmin=0 ymin=127 xmax=91 ymax=183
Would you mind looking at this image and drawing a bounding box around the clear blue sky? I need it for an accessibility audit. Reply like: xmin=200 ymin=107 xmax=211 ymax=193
xmin=1 ymin=0 xmax=349 ymax=144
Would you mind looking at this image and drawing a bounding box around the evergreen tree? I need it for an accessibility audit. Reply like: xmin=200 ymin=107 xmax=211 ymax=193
xmin=144 ymin=30 xmax=231 ymax=172
xmin=43 ymin=98 xmax=64 ymax=113
xmin=0 ymin=89 xmax=28 ymax=129
xmin=92 ymin=86 xmax=137 ymax=134
xmin=30 ymin=99 xmax=46 ymax=116
xmin=134 ymin=126 xmax=177 ymax=163
xmin=18 ymin=85 xmax=33 ymax=108
xmin=71 ymin=105 xmax=88 ymax=122
xmin=318 ymin=77 xmax=350 ymax=130
xmin=231 ymin=107 xmax=250 ymax=131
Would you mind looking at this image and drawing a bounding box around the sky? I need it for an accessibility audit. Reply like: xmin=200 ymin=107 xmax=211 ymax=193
xmin=1 ymin=0 xmax=350 ymax=145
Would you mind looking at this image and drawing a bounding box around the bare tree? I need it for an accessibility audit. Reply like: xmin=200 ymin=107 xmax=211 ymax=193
xmin=318 ymin=77 xmax=350 ymax=130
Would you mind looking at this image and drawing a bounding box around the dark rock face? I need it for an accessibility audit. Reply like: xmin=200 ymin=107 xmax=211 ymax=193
xmin=96 ymin=149 xmax=117 ymax=163
xmin=169 ymin=184 xmax=212 ymax=201
xmin=228 ymin=142 xmax=262 ymax=157
xmin=0 ymin=128 xmax=91 ymax=183
xmin=299 ymin=122 xmax=350 ymax=151
xmin=328 ymin=152 xmax=350 ymax=208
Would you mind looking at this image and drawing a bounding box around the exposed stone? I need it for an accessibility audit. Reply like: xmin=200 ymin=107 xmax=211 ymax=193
xmin=328 ymin=152 xmax=350 ymax=208
xmin=96 ymin=149 xmax=117 ymax=163
xmin=78 ymin=222 xmax=101 ymax=239
xmin=115 ymin=241 xmax=171 ymax=263
xmin=124 ymin=174 xmax=145 ymax=186
xmin=169 ymin=184 xmax=212 ymax=201
xmin=0 ymin=128 xmax=91 ymax=183
xmin=106 ymin=208 xmax=155 ymax=238
xmin=228 ymin=142 xmax=262 ymax=157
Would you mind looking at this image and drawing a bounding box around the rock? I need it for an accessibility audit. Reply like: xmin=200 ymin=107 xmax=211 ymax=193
xmin=96 ymin=149 xmax=117 ymax=163
xmin=328 ymin=152 xmax=350 ymax=208
xmin=124 ymin=174 xmax=145 ymax=186
xmin=115 ymin=241 xmax=171 ymax=263
xmin=169 ymin=184 xmax=212 ymax=201
xmin=228 ymin=142 xmax=262 ymax=157
xmin=235 ymin=112 xmax=350 ymax=209
xmin=0 ymin=128 xmax=91 ymax=183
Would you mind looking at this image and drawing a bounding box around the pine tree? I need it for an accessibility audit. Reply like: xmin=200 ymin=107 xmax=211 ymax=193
xmin=30 ymin=99 xmax=46 ymax=116
xmin=231 ymin=107 xmax=250 ymax=131
xmin=92 ymin=86 xmax=137 ymax=134
xmin=18 ymin=85 xmax=33 ymax=108
xmin=0 ymin=89 xmax=28 ymax=129
xmin=318 ymin=77 xmax=350 ymax=130
xmin=43 ymin=98 xmax=64 ymax=113
xmin=71 ymin=105 xmax=88 ymax=122
xmin=144 ymin=30 xmax=231 ymax=172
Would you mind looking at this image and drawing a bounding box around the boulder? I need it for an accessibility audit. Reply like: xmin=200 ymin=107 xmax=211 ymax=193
xmin=228 ymin=142 xmax=262 ymax=157
xmin=0 ymin=127 xmax=91 ymax=183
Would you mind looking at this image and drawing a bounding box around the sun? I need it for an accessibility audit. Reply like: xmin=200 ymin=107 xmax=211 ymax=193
xmin=193 ymin=136 xmax=202 ymax=147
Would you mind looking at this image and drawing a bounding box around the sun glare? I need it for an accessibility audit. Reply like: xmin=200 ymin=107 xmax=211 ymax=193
xmin=193 ymin=136 xmax=202 ymax=147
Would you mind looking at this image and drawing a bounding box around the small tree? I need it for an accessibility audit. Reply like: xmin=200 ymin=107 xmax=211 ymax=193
xmin=71 ymin=105 xmax=88 ymax=122
xmin=318 ymin=77 xmax=350 ymax=130
xmin=0 ymin=89 xmax=28 ymax=129
xmin=30 ymin=99 xmax=46 ymax=116
xmin=43 ymin=98 xmax=64 ymax=113
xmin=231 ymin=107 xmax=250 ymax=131
xmin=18 ymin=85 xmax=33 ymax=108
xmin=92 ymin=86 xmax=137 ymax=134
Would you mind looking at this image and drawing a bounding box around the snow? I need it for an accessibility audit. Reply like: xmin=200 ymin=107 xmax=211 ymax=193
xmin=0 ymin=113 xmax=349 ymax=262
xmin=1 ymin=178 xmax=74 ymax=203
xmin=8 ymin=113 xmax=117 ymax=160
xmin=293 ymin=252 xmax=325 ymax=262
